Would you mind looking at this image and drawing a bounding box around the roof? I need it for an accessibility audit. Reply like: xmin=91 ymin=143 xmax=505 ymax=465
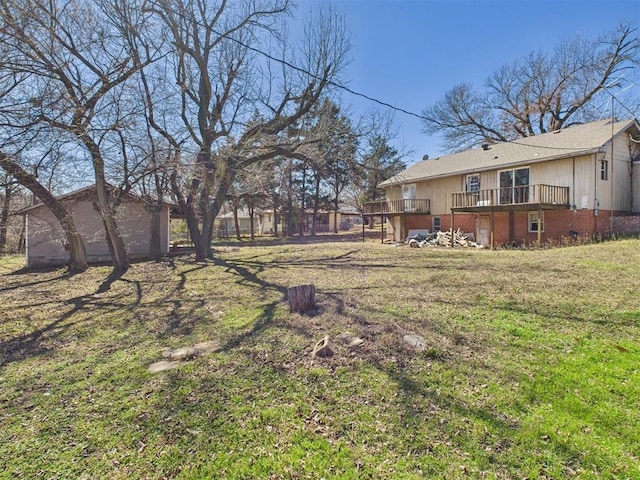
xmin=380 ymin=118 xmax=640 ymax=187
xmin=17 ymin=184 xmax=175 ymax=214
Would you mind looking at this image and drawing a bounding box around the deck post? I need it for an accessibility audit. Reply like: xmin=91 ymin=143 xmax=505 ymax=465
xmin=381 ymin=216 xmax=385 ymax=243
xmin=490 ymin=209 xmax=495 ymax=250
xmin=450 ymin=211 xmax=455 ymax=248
xmin=537 ymin=207 xmax=542 ymax=246
xmin=362 ymin=216 xmax=365 ymax=243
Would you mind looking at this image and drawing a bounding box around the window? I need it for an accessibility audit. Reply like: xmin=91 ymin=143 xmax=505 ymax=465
xmin=601 ymin=160 xmax=609 ymax=181
xmin=402 ymin=183 xmax=417 ymax=211
xmin=402 ymin=183 xmax=417 ymax=200
xmin=465 ymin=174 xmax=480 ymax=192
xmin=499 ymin=167 xmax=529 ymax=204
xmin=432 ymin=216 xmax=441 ymax=232
xmin=528 ymin=212 xmax=544 ymax=233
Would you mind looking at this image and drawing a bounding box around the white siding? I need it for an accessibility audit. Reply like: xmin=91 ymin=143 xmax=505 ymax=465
xmin=26 ymin=193 xmax=169 ymax=267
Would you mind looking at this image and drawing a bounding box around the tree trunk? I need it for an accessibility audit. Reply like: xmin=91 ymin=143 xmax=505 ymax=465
xmin=299 ymin=167 xmax=306 ymax=237
xmin=0 ymin=153 xmax=88 ymax=272
xmin=249 ymin=205 xmax=255 ymax=241
xmin=233 ymin=204 xmax=241 ymax=240
xmin=311 ymin=174 xmax=321 ymax=236
xmin=0 ymin=184 xmax=12 ymax=252
xmin=149 ymin=202 xmax=163 ymax=262
xmin=273 ymin=210 xmax=279 ymax=237
xmin=333 ymin=195 xmax=339 ymax=233
xmin=83 ymin=135 xmax=130 ymax=272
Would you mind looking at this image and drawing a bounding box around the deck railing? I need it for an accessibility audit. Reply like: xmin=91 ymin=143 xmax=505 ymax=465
xmin=362 ymin=198 xmax=430 ymax=215
xmin=451 ymin=184 xmax=569 ymax=209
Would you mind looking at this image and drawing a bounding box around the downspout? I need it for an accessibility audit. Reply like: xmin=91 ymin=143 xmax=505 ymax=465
xmin=572 ymin=157 xmax=576 ymax=209
xmin=594 ymin=152 xmax=599 ymax=217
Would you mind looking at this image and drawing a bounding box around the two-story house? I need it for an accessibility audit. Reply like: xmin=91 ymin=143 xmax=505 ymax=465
xmin=364 ymin=118 xmax=640 ymax=247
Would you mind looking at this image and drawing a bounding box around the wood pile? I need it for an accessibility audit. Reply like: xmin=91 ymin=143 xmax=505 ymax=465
xmin=407 ymin=229 xmax=483 ymax=248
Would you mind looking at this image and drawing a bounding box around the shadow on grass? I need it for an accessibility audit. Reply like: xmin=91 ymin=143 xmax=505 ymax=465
xmin=0 ymin=267 xmax=148 ymax=365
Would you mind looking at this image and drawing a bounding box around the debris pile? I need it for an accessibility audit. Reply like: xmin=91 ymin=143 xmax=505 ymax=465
xmin=407 ymin=229 xmax=483 ymax=248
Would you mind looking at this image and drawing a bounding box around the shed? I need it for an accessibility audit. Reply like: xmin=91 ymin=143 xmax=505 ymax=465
xmin=20 ymin=185 xmax=171 ymax=267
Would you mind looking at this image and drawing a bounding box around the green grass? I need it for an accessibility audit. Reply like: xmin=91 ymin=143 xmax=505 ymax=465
xmin=1 ymin=240 xmax=640 ymax=479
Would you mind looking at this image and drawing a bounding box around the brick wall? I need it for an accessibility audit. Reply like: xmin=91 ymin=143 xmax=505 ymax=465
xmin=404 ymin=215 xmax=430 ymax=232
xmin=509 ymin=209 xmax=613 ymax=244
xmin=611 ymin=215 xmax=640 ymax=234
xmin=398 ymin=209 xmax=627 ymax=245
xmin=404 ymin=214 xmax=477 ymax=234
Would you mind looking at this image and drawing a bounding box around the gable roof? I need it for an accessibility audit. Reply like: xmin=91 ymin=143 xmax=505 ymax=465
xmin=380 ymin=118 xmax=640 ymax=187
xmin=16 ymin=184 xmax=173 ymax=215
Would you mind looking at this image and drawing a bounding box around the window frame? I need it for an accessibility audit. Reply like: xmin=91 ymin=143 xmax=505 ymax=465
xmin=528 ymin=211 xmax=544 ymax=233
xmin=432 ymin=216 xmax=441 ymax=232
xmin=465 ymin=174 xmax=480 ymax=192
xmin=600 ymin=160 xmax=609 ymax=181
xmin=498 ymin=167 xmax=530 ymax=204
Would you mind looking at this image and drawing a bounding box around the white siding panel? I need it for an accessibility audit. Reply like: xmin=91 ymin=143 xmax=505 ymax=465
xmin=26 ymin=192 xmax=168 ymax=267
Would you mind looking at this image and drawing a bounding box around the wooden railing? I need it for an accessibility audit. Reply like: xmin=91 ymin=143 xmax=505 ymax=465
xmin=362 ymin=198 xmax=430 ymax=215
xmin=451 ymin=185 xmax=570 ymax=209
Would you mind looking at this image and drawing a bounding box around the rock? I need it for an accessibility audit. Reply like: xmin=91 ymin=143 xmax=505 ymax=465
xmin=161 ymin=340 xmax=221 ymax=362
xmin=403 ymin=334 xmax=426 ymax=351
xmin=148 ymin=361 xmax=180 ymax=373
xmin=193 ymin=340 xmax=221 ymax=355
xmin=167 ymin=346 xmax=198 ymax=361
xmin=335 ymin=332 xmax=353 ymax=345
xmin=312 ymin=335 xmax=334 ymax=358
xmin=336 ymin=332 xmax=364 ymax=348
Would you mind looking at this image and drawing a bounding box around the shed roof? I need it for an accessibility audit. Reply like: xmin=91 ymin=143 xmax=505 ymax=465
xmin=17 ymin=184 xmax=174 ymax=215
xmin=380 ymin=118 xmax=640 ymax=187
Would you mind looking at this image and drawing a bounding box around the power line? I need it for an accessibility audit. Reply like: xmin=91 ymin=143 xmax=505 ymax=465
xmin=159 ymin=4 xmax=430 ymax=121
xmin=159 ymin=4 xmax=639 ymax=141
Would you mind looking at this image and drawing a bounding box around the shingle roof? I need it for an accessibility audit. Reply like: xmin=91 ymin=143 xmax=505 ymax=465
xmin=380 ymin=118 xmax=640 ymax=187
xmin=16 ymin=183 xmax=175 ymax=214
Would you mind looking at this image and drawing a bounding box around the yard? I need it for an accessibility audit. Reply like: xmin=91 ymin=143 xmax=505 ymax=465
xmin=0 ymin=239 xmax=639 ymax=479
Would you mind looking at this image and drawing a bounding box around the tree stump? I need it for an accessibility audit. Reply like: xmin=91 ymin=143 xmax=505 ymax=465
xmin=287 ymin=284 xmax=316 ymax=313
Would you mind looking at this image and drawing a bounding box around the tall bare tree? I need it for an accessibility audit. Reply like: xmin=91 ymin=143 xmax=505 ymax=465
xmin=1 ymin=0 xmax=156 ymax=271
xmin=422 ymin=24 xmax=640 ymax=152
xmin=0 ymin=172 xmax=19 ymax=253
xmin=147 ymin=0 xmax=350 ymax=260
xmin=0 ymin=152 xmax=88 ymax=271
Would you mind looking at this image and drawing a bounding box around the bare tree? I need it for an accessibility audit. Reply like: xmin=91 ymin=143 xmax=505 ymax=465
xmin=0 ymin=172 xmax=20 ymax=253
xmin=422 ymin=24 xmax=640 ymax=152
xmin=343 ymin=111 xmax=406 ymax=223
xmin=0 ymin=152 xmax=88 ymax=271
xmin=318 ymin=101 xmax=358 ymax=233
xmin=0 ymin=0 xmax=156 ymax=271
xmin=147 ymin=0 xmax=351 ymax=260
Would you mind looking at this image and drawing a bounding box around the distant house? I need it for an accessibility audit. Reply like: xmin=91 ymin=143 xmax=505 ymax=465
xmin=363 ymin=118 xmax=640 ymax=246
xmin=21 ymin=185 xmax=171 ymax=267
xmin=214 ymin=206 xmax=362 ymax=238
xmin=214 ymin=208 xmax=267 ymax=238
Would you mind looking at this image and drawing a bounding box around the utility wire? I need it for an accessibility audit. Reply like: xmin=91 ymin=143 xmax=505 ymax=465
xmin=160 ymin=4 xmax=639 ymax=144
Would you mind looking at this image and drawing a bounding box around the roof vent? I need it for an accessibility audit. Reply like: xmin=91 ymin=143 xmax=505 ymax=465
xmin=422 ymin=154 xmax=429 ymax=161
xmin=481 ymin=143 xmax=490 ymax=151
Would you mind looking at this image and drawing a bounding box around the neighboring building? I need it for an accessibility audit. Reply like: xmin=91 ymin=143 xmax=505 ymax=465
xmin=214 ymin=207 xmax=361 ymax=238
xmin=21 ymin=185 xmax=171 ymax=267
xmin=364 ymin=118 xmax=640 ymax=247
xmin=214 ymin=208 xmax=263 ymax=238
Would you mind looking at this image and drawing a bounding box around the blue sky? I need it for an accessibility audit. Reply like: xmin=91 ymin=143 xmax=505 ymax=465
xmin=300 ymin=0 xmax=640 ymax=164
